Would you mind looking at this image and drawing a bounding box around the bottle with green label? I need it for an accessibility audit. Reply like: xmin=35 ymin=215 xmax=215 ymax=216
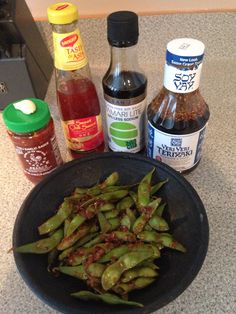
xmin=102 ymin=11 xmax=147 ymax=153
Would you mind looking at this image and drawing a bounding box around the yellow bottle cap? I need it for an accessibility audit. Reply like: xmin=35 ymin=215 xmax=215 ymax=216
xmin=47 ymin=2 xmax=78 ymax=25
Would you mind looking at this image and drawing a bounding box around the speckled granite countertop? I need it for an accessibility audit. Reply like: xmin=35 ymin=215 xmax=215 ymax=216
xmin=0 ymin=12 xmax=236 ymax=314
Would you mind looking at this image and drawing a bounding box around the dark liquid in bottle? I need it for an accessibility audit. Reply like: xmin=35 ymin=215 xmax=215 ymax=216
xmin=103 ymin=70 xmax=147 ymax=153
xmin=103 ymin=70 xmax=147 ymax=99
xmin=148 ymin=87 xmax=210 ymax=134
xmin=147 ymin=87 xmax=210 ymax=173
xmin=57 ymin=78 xmax=104 ymax=157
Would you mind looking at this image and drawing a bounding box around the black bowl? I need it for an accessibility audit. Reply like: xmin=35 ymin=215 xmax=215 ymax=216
xmin=13 ymin=152 xmax=209 ymax=314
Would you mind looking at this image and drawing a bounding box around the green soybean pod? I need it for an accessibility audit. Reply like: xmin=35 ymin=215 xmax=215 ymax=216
xmin=137 ymin=168 xmax=155 ymax=208
xmin=121 ymin=266 xmax=158 ymax=283
xmin=59 ymin=265 xmax=88 ymax=280
xmin=113 ymin=277 xmax=155 ymax=295
xmin=101 ymin=249 xmax=154 ymax=290
xmin=38 ymin=200 xmax=73 ymax=235
xmin=99 ymin=245 xmax=130 ymax=263
xmin=71 ymin=291 xmax=143 ymax=307
xmin=15 ymin=229 xmax=64 ymax=254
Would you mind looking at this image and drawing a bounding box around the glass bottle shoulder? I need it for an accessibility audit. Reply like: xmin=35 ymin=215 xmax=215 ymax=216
xmin=147 ymin=87 xmax=210 ymax=135
xmin=103 ymin=69 xmax=147 ymax=99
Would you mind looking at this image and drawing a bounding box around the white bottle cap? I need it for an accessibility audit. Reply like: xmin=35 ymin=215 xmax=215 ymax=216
xmin=167 ymin=38 xmax=205 ymax=57
xmin=164 ymin=38 xmax=205 ymax=93
xmin=13 ymin=99 xmax=36 ymax=115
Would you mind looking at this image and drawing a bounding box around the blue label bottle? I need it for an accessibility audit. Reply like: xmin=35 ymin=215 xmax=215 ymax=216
xmin=147 ymin=38 xmax=210 ymax=173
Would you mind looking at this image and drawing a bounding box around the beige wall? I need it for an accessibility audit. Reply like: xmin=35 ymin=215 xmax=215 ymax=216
xmin=26 ymin=0 xmax=236 ymax=20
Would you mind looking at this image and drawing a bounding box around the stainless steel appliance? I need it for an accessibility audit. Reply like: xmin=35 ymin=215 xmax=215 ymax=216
xmin=0 ymin=0 xmax=53 ymax=109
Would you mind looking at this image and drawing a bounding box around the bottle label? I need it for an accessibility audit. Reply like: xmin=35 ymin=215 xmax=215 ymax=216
xmin=61 ymin=114 xmax=104 ymax=151
xmin=104 ymin=95 xmax=146 ymax=153
xmin=147 ymin=121 xmax=207 ymax=172
xmin=14 ymin=135 xmax=62 ymax=177
xmin=52 ymin=29 xmax=88 ymax=70
xmin=163 ymin=52 xmax=204 ymax=93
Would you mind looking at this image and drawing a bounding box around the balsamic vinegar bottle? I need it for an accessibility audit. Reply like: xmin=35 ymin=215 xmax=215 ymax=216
xmin=147 ymin=38 xmax=210 ymax=173
xmin=102 ymin=11 xmax=147 ymax=153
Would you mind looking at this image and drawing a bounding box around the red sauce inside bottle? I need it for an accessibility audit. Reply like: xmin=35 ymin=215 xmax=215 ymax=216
xmin=57 ymin=78 xmax=105 ymax=156
xmin=7 ymin=119 xmax=63 ymax=184
xmin=57 ymin=78 xmax=101 ymax=120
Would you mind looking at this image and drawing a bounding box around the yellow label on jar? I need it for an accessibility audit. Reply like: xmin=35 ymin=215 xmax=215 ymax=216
xmin=52 ymin=29 xmax=88 ymax=70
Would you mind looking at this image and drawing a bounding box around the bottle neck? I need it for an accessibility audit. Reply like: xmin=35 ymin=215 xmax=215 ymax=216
xmin=109 ymin=44 xmax=141 ymax=73
xmin=163 ymin=61 xmax=203 ymax=94
xmin=51 ymin=21 xmax=77 ymax=33
xmin=51 ymin=21 xmax=89 ymax=72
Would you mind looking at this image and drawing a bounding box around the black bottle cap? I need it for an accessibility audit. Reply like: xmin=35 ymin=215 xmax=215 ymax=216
xmin=107 ymin=11 xmax=139 ymax=47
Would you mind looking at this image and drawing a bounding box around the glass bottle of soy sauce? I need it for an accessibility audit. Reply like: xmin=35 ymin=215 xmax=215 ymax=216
xmin=103 ymin=11 xmax=147 ymax=153
xmin=147 ymin=38 xmax=210 ymax=173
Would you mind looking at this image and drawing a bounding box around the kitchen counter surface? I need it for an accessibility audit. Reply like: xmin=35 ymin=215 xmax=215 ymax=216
xmin=0 ymin=13 xmax=236 ymax=314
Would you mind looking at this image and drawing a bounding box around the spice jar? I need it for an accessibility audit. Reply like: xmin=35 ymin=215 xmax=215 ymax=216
xmin=147 ymin=38 xmax=210 ymax=173
xmin=3 ymin=98 xmax=63 ymax=184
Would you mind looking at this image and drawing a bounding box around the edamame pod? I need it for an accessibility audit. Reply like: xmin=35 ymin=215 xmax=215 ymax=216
xmin=66 ymin=214 xmax=86 ymax=236
xmin=86 ymin=263 xmax=106 ymax=278
xmin=98 ymin=212 xmax=111 ymax=233
xmin=107 ymin=217 xmax=120 ymax=231
xmin=104 ymin=209 xmax=119 ymax=219
xmin=104 ymin=231 xmax=136 ymax=243
xmin=137 ymin=231 xmax=186 ymax=252
xmin=155 ymin=203 xmax=166 ymax=217
xmin=71 ymin=290 xmax=143 ymax=307
xmin=98 ymin=245 xmax=130 ymax=263
xmin=59 ymin=265 xmax=88 ymax=280
xmin=121 ymin=266 xmax=158 ymax=283
xmin=58 ymin=232 xmax=98 ymax=261
xmin=132 ymin=198 xmax=161 ymax=234
xmin=148 ymin=215 xmax=169 ymax=231
xmin=137 ymin=168 xmax=155 ymax=207
xmin=101 ymin=249 xmax=155 ymax=290
xmin=99 ymin=172 xmax=119 ymax=189
xmin=38 ymin=201 xmax=73 ymax=235
xmin=99 ymin=203 xmax=115 ymax=212
xmin=74 ymin=172 xmax=119 ymax=196
xmin=99 ymin=190 xmax=129 ymax=202
xmin=116 ymin=196 xmax=134 ymax=211
xmin=15 ymin=229 xmax=63 ymax=254
xmin=113 ymin=277 xmax=155 ymax=295
xmin=57 ymin=224 xmax=92 ymax=251
xmin=120 ymin=215 xmax=131 ymax=230
xmin=151 ymin=179 xmax=168 ymax=195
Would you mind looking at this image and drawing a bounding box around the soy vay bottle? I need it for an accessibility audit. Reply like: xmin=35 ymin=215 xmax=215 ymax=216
xmin=47 ymin=3 xmax=104 ymax=158
xmin=103 ymin=11 xmax=147 ymax=153
xmin=2 ymin=98 xmax=63 ymax=184
xmin=147 ymin=38 xmax=210 ymax=173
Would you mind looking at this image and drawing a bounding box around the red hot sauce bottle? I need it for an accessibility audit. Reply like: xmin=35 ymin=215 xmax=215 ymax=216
xmin=3 ymin=98 xmax=63 ymax=184
xmin=147 ymin=38 xmax=210 ymax=173
xmin=47 ymin=3 xmax=104 ymax=158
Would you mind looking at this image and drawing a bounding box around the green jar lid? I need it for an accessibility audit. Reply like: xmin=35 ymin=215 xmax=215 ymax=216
xmin=3 ymin=98 xmax=51 ymax=133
